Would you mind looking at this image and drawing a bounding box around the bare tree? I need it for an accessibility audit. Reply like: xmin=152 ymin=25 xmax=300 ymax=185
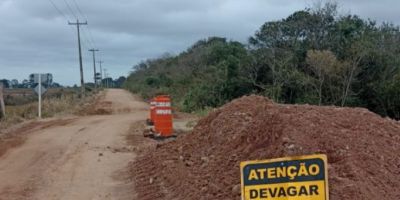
xmin=341 ymin=40 xmax=370 ymax=106
xmin=306 ymin=50 xmax=337 ymax=105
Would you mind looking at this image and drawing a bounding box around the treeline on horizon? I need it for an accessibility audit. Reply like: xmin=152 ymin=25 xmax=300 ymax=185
xmin=125 ymin=3 xmax=400 ymax=120
xmin=0 ymin=77 xmax=127 ymax=89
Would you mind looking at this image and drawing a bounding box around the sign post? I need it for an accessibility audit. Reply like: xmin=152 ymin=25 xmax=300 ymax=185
xmin=38 ymin=75 xmax=42 ymax=118
xmin=240 ymin=154 xmax=329 ymax=200
xmin=33 ymin=74 xmax=48 ymax=119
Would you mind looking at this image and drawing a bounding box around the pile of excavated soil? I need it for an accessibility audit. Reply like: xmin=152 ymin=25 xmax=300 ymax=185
xmin=77 ymin=100 xmax=112 ymax=115
xmin=131 ymin=95 xmax=400 ymax=200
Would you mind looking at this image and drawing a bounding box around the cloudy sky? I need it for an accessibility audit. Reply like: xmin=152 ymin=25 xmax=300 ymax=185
xmin=0 ymin=0 xmax=399 ymax=86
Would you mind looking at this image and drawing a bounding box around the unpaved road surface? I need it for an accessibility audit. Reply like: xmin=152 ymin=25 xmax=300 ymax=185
xmin=0 ymin=89 xmax=148 ymax=200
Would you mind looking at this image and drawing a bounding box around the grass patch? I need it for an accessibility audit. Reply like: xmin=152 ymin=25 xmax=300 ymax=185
xmin=0 ymin=90 xmax=97 ymax=131
xmin=193 ymin=107 xmax=213 ymax=117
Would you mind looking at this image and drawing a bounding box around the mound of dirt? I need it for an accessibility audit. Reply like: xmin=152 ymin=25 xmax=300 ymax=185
xmin=131 ymin=95 xmax=400 ymax=200
xmin=77 ymin=100 xmax=112 ymax=115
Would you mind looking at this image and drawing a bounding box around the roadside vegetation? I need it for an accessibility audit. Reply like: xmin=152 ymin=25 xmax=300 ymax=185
xmin=0 ymin=88 xmax=98 ymax=131
xmin=125 ymin=3 xmax=400 ymax=120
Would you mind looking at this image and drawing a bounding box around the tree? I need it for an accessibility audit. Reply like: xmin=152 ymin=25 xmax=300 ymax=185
xmin=10 ymin=79 xmax=18 ymax=88
xmin=0 ymin=79 xmax=10 ymax=88
xmin=124 ymin=3 xmax=400 ymax=119
xmin=340 ymin=32 xmax=374 ymax=106
xmin=306 ymin=50 xmax=337 ymax=105
xmin=115 ymin=76 xmax=126 ymax=88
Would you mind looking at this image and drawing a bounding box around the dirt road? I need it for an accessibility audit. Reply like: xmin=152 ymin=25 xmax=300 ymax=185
xmin=0 ymin=89 xmax=148 ymax=200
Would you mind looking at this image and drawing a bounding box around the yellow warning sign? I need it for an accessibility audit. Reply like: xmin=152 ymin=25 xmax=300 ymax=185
xmin=240 ymin=154 xmax=329 ymax=200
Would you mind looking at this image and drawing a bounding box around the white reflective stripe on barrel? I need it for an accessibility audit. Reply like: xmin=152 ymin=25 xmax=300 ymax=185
xmin=155 ymin=102 xmax=171 ymax=107
xmin=156 ymin=109 xmax=172 ymax=115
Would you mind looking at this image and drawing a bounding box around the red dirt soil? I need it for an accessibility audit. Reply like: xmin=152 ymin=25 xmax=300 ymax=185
xmin=131 ymin=95 xmax=400 ymax=200
xmin=0 ymin=118 xmax=76 ymax=158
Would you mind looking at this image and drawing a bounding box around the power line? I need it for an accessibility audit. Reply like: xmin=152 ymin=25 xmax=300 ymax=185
xmin=47 ymin=0 xmax=70 ymax=21
xmin=62 ymin=0 xmax=78 ymax=20
xmin=46 ymin=0 xmax=95 ymax=91
xmin=71 ymin=0 xmax=86 ymax=18
xmin=80 ymin=27 xmax=95 ymax=49
xmin=47 ymin=0 xmax=91 ymax=48
xmin=62 ymin=0 xmax=96 ymax=50
xmin=70 ymin=0 xmax=97 ymax=49
xmin=47 ymin=0 xmax=90 ymax=50
xmin=85 ymin=26 xmax=97 ymax=49
xmin=61 ymin=0 xmax=93 ymax=49
xmin=69 ymin=20 xmax=88 ymax=95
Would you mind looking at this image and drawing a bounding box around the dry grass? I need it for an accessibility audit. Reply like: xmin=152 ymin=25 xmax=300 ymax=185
xmin=74 ymin=92 xmax=114 ymax=116
xmin=0 ymin=91 xmax=97 ymax=132
xmin=4 ymin=88 xmax=76 ymax=106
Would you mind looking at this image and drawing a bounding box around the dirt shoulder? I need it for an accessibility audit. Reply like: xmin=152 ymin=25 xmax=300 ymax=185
xmin=0 ymin=89 xmax=149 ymax=200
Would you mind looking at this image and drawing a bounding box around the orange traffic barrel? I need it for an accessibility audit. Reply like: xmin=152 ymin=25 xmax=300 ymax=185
xmin=154 ymin=95 xmax=173 ymax=137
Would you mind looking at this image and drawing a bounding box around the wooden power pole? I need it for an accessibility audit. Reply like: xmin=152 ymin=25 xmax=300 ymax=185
xmin=0 ymin=82 xmax=5 ymax=119
xmin=98 ymin=61 xmax=104 ymax=87
xmin=89 ymin=49 xmax=99 ymax=90
xmin=68 ymin=19 xmax=87 ymax=96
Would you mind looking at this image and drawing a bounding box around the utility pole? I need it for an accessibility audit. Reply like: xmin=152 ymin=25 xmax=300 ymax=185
xmin=98 ymin=61 xmax=104 ymax=87
xmin=103 ymin=68 xmax=108 ymax=88
xmin=89 ymin=49 xmax=99 ymax=90
xmin=68 ymin=20 xmax=88 ymax=96
xmin=0 ymin=82 xmax=5 ymax=119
